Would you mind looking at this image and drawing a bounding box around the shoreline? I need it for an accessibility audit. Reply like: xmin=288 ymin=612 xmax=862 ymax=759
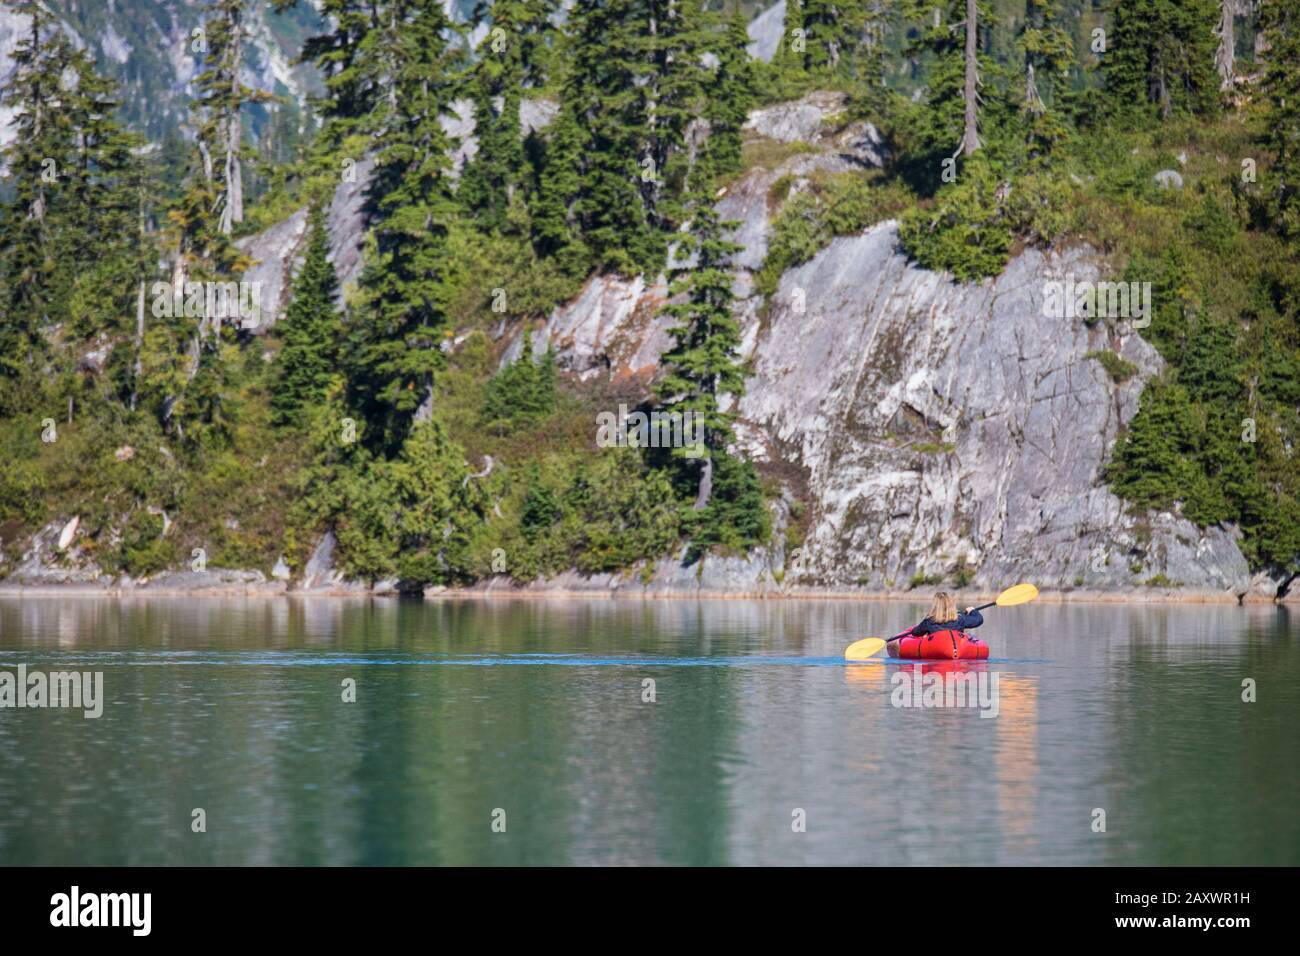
xmin=0 ymin=582 xmax=1293 ymax=605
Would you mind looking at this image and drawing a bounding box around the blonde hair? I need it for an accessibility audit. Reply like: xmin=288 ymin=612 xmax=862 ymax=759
xmin=928 ymin=591 xmax=958 ymax=623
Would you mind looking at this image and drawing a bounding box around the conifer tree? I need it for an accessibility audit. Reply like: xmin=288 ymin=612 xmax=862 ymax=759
xmin=1017 ymin=0 xmax=1075 ymax=159
xmin=771 ymin=0 xmax=808 ymax=88
xmin=562 ymin=0 xmax=661 ymax=274
xmin=460 ymin=0 xmax=557 ymax=229
xmin=961 ymin=0 xmax=979 ymax=156
xmin=273 ymin=206 xmax=342 ymax=426
xmin=801 ymin=0 xmax=866 ymax=74
xmin=338 ymin=0 xmax=466 ymax=455
xmin=0 ymin=3 xmax=150 ymax=407
xmin=1105 ymin=0 xmax=1219 ymax=119
xmin=703 ymin=8 xmax=756 ymax=179
xmin=482 ymin=331 xmax=557 ymax=429
xmin=903 ymin=1 xmax=1000 ymax=165
xmin=531 ymin=105 xmax=591 ymax=275
xmin=160 ymin=0 xmax=262 ymax=445
xmin=1260 ymin=0 xmax=1300 ymax=239
xmin=643 ymin=0 xmax=712 ymax=224
xmin=192 ymin=0 xmax=270 ymax=236
xmin=654 ymin=179 xmax=747 ymax=511
xmin=553 ymin=0 xmax=712 ymax=275
xmin=285 ymin=0 xmax=385 ymax=149
xmin=0 ymin=2 xmax=73 ymax=391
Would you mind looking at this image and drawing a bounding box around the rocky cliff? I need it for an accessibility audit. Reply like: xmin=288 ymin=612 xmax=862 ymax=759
xmin=3 ymin=89 xmax=1282 ymax=601
xmin=484 ymin=93 xmax=1272 ymax=602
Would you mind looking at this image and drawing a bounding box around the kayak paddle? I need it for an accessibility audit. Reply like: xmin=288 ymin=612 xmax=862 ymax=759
xmin=843 ymin=583 xmax=1039 ymax=660
xmin=970 ymin=582 xmax=1038 ymax=612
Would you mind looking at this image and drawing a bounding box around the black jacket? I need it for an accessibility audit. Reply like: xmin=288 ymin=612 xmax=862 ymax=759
xmin=911 ymin=609 xmax=983 ymax=636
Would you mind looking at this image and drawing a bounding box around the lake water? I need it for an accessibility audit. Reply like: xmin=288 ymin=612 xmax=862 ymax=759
xmin=0 ymin=596 xmax=1296 ymax=866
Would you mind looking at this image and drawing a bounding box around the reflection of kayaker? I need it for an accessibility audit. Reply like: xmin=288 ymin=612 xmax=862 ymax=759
xmin=890 ymin=592 xmax=989 ymax=660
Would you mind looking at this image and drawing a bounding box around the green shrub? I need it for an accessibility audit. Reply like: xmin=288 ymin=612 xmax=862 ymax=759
xmin=758 ymin=172 xmax=912 ymax=295
xmin=1085 ymin=350 xmax=1140 ymax=384
xmin=898 ymin=160 xmax=1014 ymax=281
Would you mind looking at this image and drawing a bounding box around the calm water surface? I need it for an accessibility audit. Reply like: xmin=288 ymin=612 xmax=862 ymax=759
xmin=0 ymin=597 xmax=1296 ymax=865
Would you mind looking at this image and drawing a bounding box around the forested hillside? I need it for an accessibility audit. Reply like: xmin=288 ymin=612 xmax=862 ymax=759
xmin=0 ymin=0 xmax=1297 ymax=597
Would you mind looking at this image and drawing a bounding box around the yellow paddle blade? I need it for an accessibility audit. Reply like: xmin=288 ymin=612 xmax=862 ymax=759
xmin=845 ymin=638 xmax=887 ymax=660
xmin=995 ymin=583 xmax=1039 ymax=607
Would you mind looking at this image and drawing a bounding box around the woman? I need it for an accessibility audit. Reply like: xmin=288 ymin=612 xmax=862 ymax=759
xmin=910 ymin=592 xmax=983 ymax=636
xmin=891 ymin=591 xmax=989 ymax=660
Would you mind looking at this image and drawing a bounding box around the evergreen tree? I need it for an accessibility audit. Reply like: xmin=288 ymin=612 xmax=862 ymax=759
xmin=688 ymin=449 xmax=768 ymax=557
xmin=283 ymin=0 xmax=386 ymax=150
xmin=390 ymin=418 xmax=475 ymax=587
xmin=1104 ymin=0 xmax=1219 ymax=119
xmin=0 ymin=2 xmax=73 ymax=393
xmin=903 ymin=0 xmax=1001 ymax=166
xmin=191 ymin=0 xmax=270 ymax=236
xmin=654 ymin=178 xmax=747 ymax=512
xmin=531 ymin=104 xmax=591 ymax=275
xmin=563 ymin=0 xmax=664 ymax=274
xmin=460 ymin=0 xmax=557 ymax=229
xmin=273 ymin=206 xmax=342 ymax=426
xmin=703 ymin=8 xmax=756 ymax=179
xmin=960 ymin=0 xmax=980 ymax=157
xmin=160 ymin=0 xmax=262 ymax=446
xmin=0 ymin=3 xmax=151 ymax=410
xmin=307 ymin=0 xmax=466 ymax=455
xmin=801 ymin=0 xmax=866 ymax=74
xmin=482 ymin=330 xmax=558 ymax=428
xmin=772 ymin=0 xmax=808 ymax=87
xmin=1260 ymin=0 xmax=1300 ymax=239
xmin=556 ymin=0 xmax=711 ymax=275
xmin=1017 ymin=0 xmax=1075 ymax=159
xmin=643 ymin=0 xmax=712 ymax=226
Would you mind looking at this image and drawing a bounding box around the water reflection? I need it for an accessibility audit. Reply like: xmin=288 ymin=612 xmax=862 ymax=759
xmin=0 ymin=596 xmax=1296 ymax=865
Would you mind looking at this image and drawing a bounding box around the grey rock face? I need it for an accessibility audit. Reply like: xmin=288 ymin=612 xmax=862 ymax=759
xmin=747 ymin=1 xmax=786 ymax=63
xmin=1 ymin=521 xmax=107 ymax=588
xmin=482 ymin=96 xmax=1258 ymax=599
xmin=500 ymin=274 xmax=673 ymax=385
xmin=297 ymin=530 xmax=372 ymax=593
xmin=504 ymin=218 xmax=1257 ymax=598
xmin=237 ymin=154 xmax=373 ymax=330
xmin=136 ymin=568 xmax=284 ymax=593
xmin=745 ymin=91 xmax=850 ymax=144
xmin=743 ymin=223 xmax=1248 ymax=596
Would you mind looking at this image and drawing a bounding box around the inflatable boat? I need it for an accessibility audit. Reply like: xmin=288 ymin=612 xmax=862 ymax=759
xmin=887 ymin=630 xmax=990 ymax=660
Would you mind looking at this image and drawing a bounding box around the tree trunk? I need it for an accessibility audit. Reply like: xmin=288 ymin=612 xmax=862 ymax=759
xmin=1025 ymin=62 xmax=1044 ymax=114
xmin=222 ymin=109 xmax=243 ymax=233
xmin=961 ymin=0 xmax=980 ymax=157
xmin=219 ymin=6 xmax=244 ymax=235
xmin=1215 ymin=0 xmax=1236 ymax=93
xmin=692 ymin=455 xmax=714 ymax=511
xmin=130 ymin=280 xmax=145 ymax=412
